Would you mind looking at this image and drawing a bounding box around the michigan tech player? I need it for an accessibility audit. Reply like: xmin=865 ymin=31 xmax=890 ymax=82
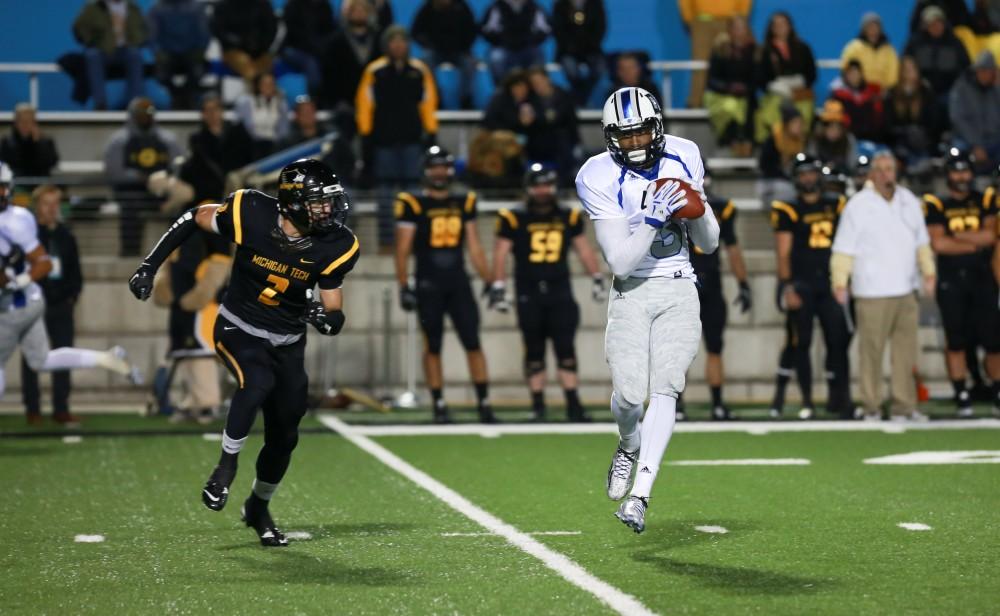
xmin=923 ymin=148 xmax=999 ymax=416
xmin=576 ymin=87 xmax=720 ymax=533
xmin=490 ymin=164 xmax=604 ymax=422
xmin=394 ymin=146 xmax=497 ymax=424
xmin=129 ymin=159 xmax=359 ymax=547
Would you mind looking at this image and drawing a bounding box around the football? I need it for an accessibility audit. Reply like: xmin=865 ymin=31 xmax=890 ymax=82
xmin=648 ymin=176 xmax=706 ymax=219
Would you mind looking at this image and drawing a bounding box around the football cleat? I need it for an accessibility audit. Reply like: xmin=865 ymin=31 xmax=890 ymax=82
xmin=890 ymin=410 xmax=929 ymax=422
xmin=768 ymin=407 xmax=783 ymax=419
xmin=201 ymin=464 xmax=236 ymax=511
xmin=711 ymin=405 xmax=732 ymax=421
xmin=432 ymin=401 xmax=453 ymax=424
xmin=478 ymin=403 xmax=500 ymax=424
xmin=956 ymin=391 xmax=974 ymax=418
xmin=797 ymin=407 xmax=815 ymax=420
xmin=241 ymin=497 xmax=289 ymax=547
xmin=615 ymin=496 xmax=648 ymax=534
xmin=606 ymin=443 xmax=639 ymax=501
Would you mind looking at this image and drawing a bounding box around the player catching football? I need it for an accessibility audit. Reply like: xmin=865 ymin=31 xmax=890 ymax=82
xmin=128 ymin=159 xmax=359 ymax=547
xmin=575 ymin=87 xmax=719 ymax=533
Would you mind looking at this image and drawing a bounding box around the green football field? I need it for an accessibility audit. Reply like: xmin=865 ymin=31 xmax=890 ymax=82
xmin=2 ymin=409 xmax=999 ymax=615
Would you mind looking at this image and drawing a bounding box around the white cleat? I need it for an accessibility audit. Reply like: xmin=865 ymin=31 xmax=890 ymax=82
xmin=797 ymin=407 xmax=814 ymax=420
xmin=108 ymin=346 xmax=144 ymax=385
xmin=890 ymin=410 xmax=929 ymax=422
xmin=615 ymin=496 xmax=648 ymax=534
xmin=606 ymin=443 xmax=639 ymax=501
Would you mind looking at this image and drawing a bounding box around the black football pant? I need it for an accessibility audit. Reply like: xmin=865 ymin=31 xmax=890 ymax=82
xmin=214 ymin=315 xmax=308 ymax=485
xmin=789 ymin=279 xmax=851 ymax=411
xmin=516 ymin=279 xmax=579 ymax=376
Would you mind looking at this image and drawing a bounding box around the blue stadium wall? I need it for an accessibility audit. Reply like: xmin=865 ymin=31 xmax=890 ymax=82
xmin=0 ymin=0 xmax=918 ymax=110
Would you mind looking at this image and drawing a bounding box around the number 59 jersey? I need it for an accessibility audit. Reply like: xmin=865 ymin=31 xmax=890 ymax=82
xmin=575 ymin=135 xmax=706 ymax=280
xmin=496 ymin=205 xmax=584 ymax=284
xmin=394 ymin=191 xmax=477 ymax=280
xmin=214 ymin=189 xmax=360 ymax=337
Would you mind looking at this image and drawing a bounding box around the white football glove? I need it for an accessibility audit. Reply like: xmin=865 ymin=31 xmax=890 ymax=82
xmin=641 ymin=179 xmax=688 ymax=228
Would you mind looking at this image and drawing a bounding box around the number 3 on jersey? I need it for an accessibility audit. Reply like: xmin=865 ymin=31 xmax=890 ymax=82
xmin=650 ymin=222 xmax=684 ymax=259
xmin=258 ymin=274 xmax=289 ymax=306
xmin=430 ymin=215 xmax=462 ymax=247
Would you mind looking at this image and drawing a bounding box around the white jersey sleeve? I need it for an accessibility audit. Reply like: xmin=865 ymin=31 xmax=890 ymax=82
xmin=576 ymin=154 xmax=627 ymax=220
xmin=0 ymin=206 xmax=40 ymax=254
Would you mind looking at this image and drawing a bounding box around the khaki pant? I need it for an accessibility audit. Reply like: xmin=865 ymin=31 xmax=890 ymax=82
xmin=175 ymin=356 xmax=222 ymax=411
xmin=855 ymin=294 xmax=919 ymax=416
xmin=687 ymin=18 xmax=728 ymax=108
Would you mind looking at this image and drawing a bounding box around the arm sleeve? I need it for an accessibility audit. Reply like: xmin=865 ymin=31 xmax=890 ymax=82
xmin=394 ymin=192 xmax=419 ymax=225
xmin=318 ymin=234 xmax=361 ymax=290
xmin=213 ymin=190 xmax=245 ymax=245
xmin=575 ymin=166 xmax=626 ymax=221
xmin=10 ymin=211 xmax=40 ymax=254
xmin=496 ymin=208 xmax=518 ymax=239
xmin=462 ymin=191 xmax=478 ymax=222
xmin=592 ymin=217 xmax=657 ymax=279
xmin=687 ymin=203 xmax=720 ymax=254
xmin=770 ymin=201 xmax=796 ymax=231
xmin=567 ymin=207 xmax=584 ymax=238
xmin=719 ymin=201 xmax=738 ymax=245
xmin=923 ymin=194 xmax=945 ymax=225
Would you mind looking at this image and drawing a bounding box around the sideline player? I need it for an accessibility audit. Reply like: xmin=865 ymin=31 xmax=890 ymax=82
xmin=490 ymin=164 xmax=604 ymax=422
xmin=923 ymin=149 xmax=998 ymax=416
xmin=129 ymin=159 xmax=359 ymax=546
xmin=0 ymin=162 xmax=140 ymax=410
xmin=576 ymin=87 xmax=720 ymax=533
xmin=394 ymin=146 xmax=497 ymax=424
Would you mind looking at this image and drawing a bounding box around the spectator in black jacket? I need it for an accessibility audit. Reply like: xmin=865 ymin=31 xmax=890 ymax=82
xmin=412 ymin=0 xmax=479 ymax=109
xmin=525 ymin=66 xmax=580 ymax=183
xmin=180 ymin=94 xmax=253 ymax=204
xmin=210 ymin=0 xmax=277 ymax=87
xmin=323 ymin=0 xmax=382 ymax=107
xmin=147 ymin=0 xmax=210 ymax=109
xmin=705 ymin=16 xmax=757 ymax=155
xmin=909 ymin=0 xmax=972 ymax=33
xmin=885 ymin=55 xmax=944 ymax=178
xmin=281 ymin=0 xmax=337 ymax=100
xmin=552 ymin=0 xmax=606 ymax=107
xmin=0 ymin=104 xmax=60 ymax=190
xmin=481 ymin=0 xmax=552 ymax=84
xmin=21 ymin=185 xmax=83 ymax=426
xmin=753 ymin=11 xmax=817 ymax=143
xmin=483 ymin=69 xmax=536 ymax=135
xmin=903 ymin=5 xmax=971 ymax=105
xmin=607 ymin=52 xmax=663 ymax=108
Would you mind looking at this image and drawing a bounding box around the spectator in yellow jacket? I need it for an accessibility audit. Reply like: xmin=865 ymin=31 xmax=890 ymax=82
xmin=678 ymin=0 xmax=753 ymax=108
xmin=840 ymin=12 xmax=900 ymax=90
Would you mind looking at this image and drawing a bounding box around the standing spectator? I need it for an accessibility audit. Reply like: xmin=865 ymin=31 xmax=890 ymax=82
xmin=552 ymin=0 xmax=607 ymax=107
xmin=281 ymin=0 xmax=338 ymax=101
xmin=20 ymin=185 xmax=83 ymax=427
xmin=147 ymin=0 xmax=210 ymax=110
xmin=886 ymin=56 xmax=945 ymax=175
xmin=0 ymin=103 xmax=60 ymax=189
xmin=705 ymin=16 xmax=757 ymax=156
xmin=949 ymin=51 xmax=1000 ymax=171
xmin=72 ymin=0 xmax=147 ymax=110
xmin=910 ymin=0 xmax=972 ymax=33
xmin=807 ymin=100 xmax=858 ymax=172
xmin=607 ymin=52 xmax=663 ymax=108
xmin=103 ymin=97 xmax=182 ymax=256
xmin=484 ymin=69 xmax=535 ymax=134
xmin=412 ymin=0 xmax=478 ymax=110
xmin=830 ymin=151 xmax=937 ymax=421
xmin=830 ymin=60 xmax=885 ymax=143
xmin=678 ymin=0 xmax=752 ymax=109
xmin=758 ymin=103 xmax=805 ymax=205
xmin=234 ymin=73 xmax=290 ymax=160
xmin=356 ymin=26 xmax=439 ymax=249
xmin=754 ymin=11 xmax=817 ymax=143
xmin=210 ymin=0 xmax=277 ymax=87
xmin=904 ymin=6 xmax=971 ymax=104
xmin=840 ymin=12 xmax=900 ymax=90
xmin=480 ymin=0 xmax=552 ymax=84
xmin=281 ymin=96 xmax=356 ymax=179
xmin=323 ymin=0 xmax=381 ymax=107
xmin=525 ymin=67 xmax=580 ymax=183
xmin=181 ymin=94 xmax=253 ymax=204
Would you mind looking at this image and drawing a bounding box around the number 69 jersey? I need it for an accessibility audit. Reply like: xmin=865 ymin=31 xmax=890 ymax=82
xmin=394 ymin=190 xmax=477 ymax=279
xmin=575 ymin=135 xmax=706 ymax=280
xmin=214 ymin=189 xmax=360 ymax=337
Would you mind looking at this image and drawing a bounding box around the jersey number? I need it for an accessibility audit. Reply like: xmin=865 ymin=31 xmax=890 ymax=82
xmin=430 ymin=216 xmax=462 ymax=248
xmin=258 ymin=274 xmax=289 ymax=306
xmin=809 ymin=221 xmax=834 ymax=248
xmin=948 ymin=216 xmax=979 ymax=232
xmin=650 ymin=222 xmax=684 ymax=259
xmin=529 ymin=230 xmax=563 ymax=263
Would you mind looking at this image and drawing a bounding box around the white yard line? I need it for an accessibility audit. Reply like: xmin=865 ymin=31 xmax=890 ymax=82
xmin=441 ymin=531 xmax=582 ymax=537
xmin=62 ymin=435 xmax=82 ymax=444
xmin=897 ymin=522 xmax=933 ymax=531
xmin=319 ymin=415 xmax=656 ymax=616
xmin=74 ymin=534 xmax=104 ymax=543
xmin=694 ymin=526 xmax=729 ymax=534
xmin=339 ymin=418 xmax=1000 ymax=437
xmin=671 ymin=458 xmax=810 ymax=466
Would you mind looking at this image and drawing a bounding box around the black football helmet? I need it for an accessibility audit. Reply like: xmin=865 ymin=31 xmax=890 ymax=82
xmin=944 ymin=147 xmax=974 ymax=193
xmin=422 ymin=145 xmax=455 ymax=189
xmin=821 ymin=164 xmax=849 ymax=196
xmin=277 ymin=159 xmax=349 ymax=234
xmin=524 ymin=163 xmax=558 ymax=212
xmin=791 ymin=153 xmax=823 ymax=194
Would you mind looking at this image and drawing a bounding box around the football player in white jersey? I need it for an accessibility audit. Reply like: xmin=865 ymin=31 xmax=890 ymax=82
xmin=0 ymin=162 xmax=140 ymax=412
xmin=575 ymin=88 xmax=720 ymax=533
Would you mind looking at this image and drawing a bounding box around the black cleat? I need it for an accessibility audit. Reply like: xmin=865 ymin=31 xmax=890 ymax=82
xmin=202 ymin=464 xmax=236 ymax=511
xmin=432 ymin=401 xmax=453 ymax=424
xmin=568 ymin=407 xmax=592 ymax=423
xmin=478 ymin=404 xmax=500 ymax=424
xmin=241 ymin=497 xmax=288 ymax=547
xmin=531 ymin=407 xmax=547 ymax=422
xmin=711 ymin=405 xmax=733 ymax=421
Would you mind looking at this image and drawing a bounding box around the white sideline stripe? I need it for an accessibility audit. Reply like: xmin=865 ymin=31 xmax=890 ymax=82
xmin=441 ymin=531 xmax=582 ymax=537
xmin=202 ymin=433 xmax=223 ymax=441
xmin=694 ymin=525 xmax=728 ymax=534
xmin=320 ymin=415 xmax=655 ymax=616
xmin=897 ymin=522 xmax=933 ymax=531
xmin=62 ymin=435 xmax=82 ymax=444
xmin=341 ymin=418 xmax=1000 ymax=437
xmin=864 ymin=450 xmax=1000 ymax=465
xmin=671 ymin=458 xmax=810 ymax=466
xmin=74 ymin=534 xmax=105 ymax=543
xmin=285 ymin=531 xmax=313 ymax=541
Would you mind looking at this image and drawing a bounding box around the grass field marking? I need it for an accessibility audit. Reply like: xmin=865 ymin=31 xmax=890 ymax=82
xmin=897 ymin=523 xmax=933 ymax=531
xmin=693 ymin=526 xmax=729 ymax=534
xmin=670 ymin=458 xmax=811 ymax=466
xmin=202 ymin=433 xmax=223 ymax=441
xmin=320 ymin=415 xmax=657 ymax=616
xmin=441 ymin=531 xmax=583 ymax=537
xmin=343 ymin=418 xmax=1000 ymax=437
xmin=284 ymin=531 xmax=313 ymax=540
xmin=62 ymin=435 xmax=82 ymax=444
xmin=864 ymin=450 xmax=1000 ymax=465
xmin=74 ymin=534 xmax=105 ymax=543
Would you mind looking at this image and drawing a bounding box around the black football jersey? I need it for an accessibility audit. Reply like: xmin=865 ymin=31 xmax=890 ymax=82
xmin=923 ymin=187 xmax=995 ymax=272
xmin=771 ymin=194 xmax=845 ymax=281
xmin=395 ymin=191 xmax=477 ymax=279
xmin=214 ymin=189 xmax=360 ymax=336
xmin=690 ymin=194 xmax=738 ymax=274
xmin=496 ymin=205 xmax=584 ymax=283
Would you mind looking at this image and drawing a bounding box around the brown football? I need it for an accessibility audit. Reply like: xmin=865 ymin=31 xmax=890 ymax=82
xmin=648 ymin=177 xmax=706 ymax=219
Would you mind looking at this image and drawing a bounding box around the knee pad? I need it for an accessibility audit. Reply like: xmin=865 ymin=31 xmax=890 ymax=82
xmin=557 ymin=357 xmax=577 ymax=373
xmin=613 ymin=389 xmax=643 ymax=410
xmin=524 ymin=359 xmax=545 ymax=378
